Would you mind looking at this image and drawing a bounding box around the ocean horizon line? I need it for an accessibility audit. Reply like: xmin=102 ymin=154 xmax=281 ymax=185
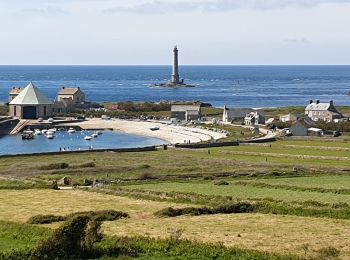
xmin=0 ymin=64 xmax=350 ymax=67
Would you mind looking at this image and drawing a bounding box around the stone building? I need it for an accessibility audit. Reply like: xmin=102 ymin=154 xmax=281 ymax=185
xmin=305 ymin=100 xmax=342 ymax=122
xmin=279 ymin=113 xmax=300 ymax=123
xmin=57 ymin=87 xmax=85 ymax=105
xmin=9 ymin=82 xmax=53 ymax=119
xmin=8 ymin=87 xmax=23 ymax=103
xmin=289 ymin=117 xmax=315 ymax=136
xmin=222 ymin=106 xmax=253 ymax=123
xmin=54 ymin=87 xmax=85 ymax=114
xmin=244 ymin=111 xmax=265 ymax=126
xmin=171 ymin=105 xmax=201 ymax=121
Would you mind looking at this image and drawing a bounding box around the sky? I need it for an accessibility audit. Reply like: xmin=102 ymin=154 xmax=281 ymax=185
xmin=0 ymin=0 xmax=350 ymax=65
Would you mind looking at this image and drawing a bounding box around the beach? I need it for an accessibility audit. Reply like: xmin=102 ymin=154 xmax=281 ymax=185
xmin=59 ymin=118 xmax=227 ymax=144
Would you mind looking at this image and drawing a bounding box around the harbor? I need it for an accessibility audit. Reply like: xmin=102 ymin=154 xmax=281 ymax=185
xmin=0 ymin=128 xmax=166 ymax=156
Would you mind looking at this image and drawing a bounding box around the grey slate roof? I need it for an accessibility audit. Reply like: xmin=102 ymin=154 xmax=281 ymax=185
xmin=305 ymin=102 xmax=331 ymax=111
xmin=171 ymin=105 xmax=201 ymax=112
xmin=225 ymin=108 xmax=253 ymax=119
xmin=58 ymin=87 xmax=81 ymax=95
xmin=9 ymin=82 xmax=53 ymax=105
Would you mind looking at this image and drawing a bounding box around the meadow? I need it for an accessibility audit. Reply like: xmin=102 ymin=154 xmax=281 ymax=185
xmin=1 ymin=138 xmax=350 ymax=258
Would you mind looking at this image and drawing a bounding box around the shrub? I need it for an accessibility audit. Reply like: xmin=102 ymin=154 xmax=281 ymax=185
xmin=27 ymin=210 xmax=129 ymax=225
xmin=35 ymin=215 xmax=90 ymax=259
xmin=155 ymin=202 xmax=256 ymax=217
xmin=213 ymin=180 xmax=229 ymax=186
xmin=71 ymin=161 xmax=96 ymax=169
xmin=27 ymin=215 xmax=66 ymax=224
xmin=38 ymin=163 xmax=69 ymax=170
xmin=315 ymin=246 xmax=340 ymax=260
xmin=138 ymin=172 xmax=155 ymax=180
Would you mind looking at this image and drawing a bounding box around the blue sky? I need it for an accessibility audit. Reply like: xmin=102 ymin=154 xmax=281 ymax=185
xmin=1 ymin=0 xmax=350 ymax=65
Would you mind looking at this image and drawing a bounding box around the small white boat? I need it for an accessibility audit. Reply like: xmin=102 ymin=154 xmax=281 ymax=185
xmin=84 ymin=136 xmax=92 ymax=141
xmin=48 ymin=128 xmax=57 ymax=133
xmin=92 ymin=132 xmax=98 ymax=138
xmin=68 ymin=128 xmax=76 ymax=134
xmin=34 ymin=129 xmax=42 ymax=135
xmin=150 ymin=126 xmax=160 ymax=131
xmin=41 ymin=129 xmax=48 ymax=134
xmin=23 ymin=129 xmax=34 ymax=134
xmin=46 ymin=133 xmax=54 ymax=139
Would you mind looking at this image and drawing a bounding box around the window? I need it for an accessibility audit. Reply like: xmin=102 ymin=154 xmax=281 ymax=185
xmin=14 ymin=106 xmax=16 ymax=116
xmin=44 ymin=106 xmax=46 ymax=116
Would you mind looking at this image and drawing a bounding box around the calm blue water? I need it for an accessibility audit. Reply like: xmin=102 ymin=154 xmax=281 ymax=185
xmin=0 ymin=130 xmax=166 ymax=155
xmin=0 ymin=65 xmax=350 ymax=108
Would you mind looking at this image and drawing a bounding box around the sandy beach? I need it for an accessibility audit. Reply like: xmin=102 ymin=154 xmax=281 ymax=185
xmin=59 ymin=118 xmax=226 ymax=144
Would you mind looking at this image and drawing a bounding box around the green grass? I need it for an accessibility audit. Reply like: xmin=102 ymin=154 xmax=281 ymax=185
xmin=0 ymin=105 xmax=8 ymax=116
xmin=0 ymin=221 xmax=52 ymax=252
xmin=121 ymin=181 xmax=350 ymax=204
xmin=235 ymin=175 xmax=350 ymax=190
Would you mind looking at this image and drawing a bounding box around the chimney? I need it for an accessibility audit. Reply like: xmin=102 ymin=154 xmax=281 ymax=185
xmin=316 ymin=100 xmax=320 ymax=104
xmin=330 ymin=100 xmax=334 ymax=106
xmin=309 ymin=100 xmax=313 ymax=104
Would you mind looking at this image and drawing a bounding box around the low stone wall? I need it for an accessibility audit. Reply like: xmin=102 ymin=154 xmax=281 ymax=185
xmin=0 ymin=119 xmax=19 ymax=135
xmin=0 ymin=146 xmax=157 ymax=158
xmin=240 ymin=137 xmax=276 ymax=144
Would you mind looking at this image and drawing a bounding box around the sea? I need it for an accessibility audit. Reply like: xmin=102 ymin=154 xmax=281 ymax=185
xmin=0 ymin=65 xmax=350 ymax=108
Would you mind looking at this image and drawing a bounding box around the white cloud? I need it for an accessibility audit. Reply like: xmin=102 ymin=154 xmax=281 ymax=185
xmin=104 ymin=0 xmax=350 ymax=14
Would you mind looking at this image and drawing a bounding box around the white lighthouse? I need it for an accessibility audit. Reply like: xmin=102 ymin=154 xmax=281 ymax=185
xmin=171 ymin=45 xmax=180 ymax=84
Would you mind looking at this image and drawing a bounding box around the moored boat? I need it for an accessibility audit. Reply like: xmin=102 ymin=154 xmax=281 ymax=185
xmin=150 ymin=126 xmax=160 ymax=131
xmin=68 ymin=128 xmax=76 ymax=134
xmin=84 ymin=136 xmax=92 ymax=141
xmin=34 ymin=129 xmax=42 ymax=135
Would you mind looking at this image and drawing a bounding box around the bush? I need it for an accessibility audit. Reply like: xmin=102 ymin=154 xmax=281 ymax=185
xmin=155 ymin=202 xmax=256 ymax=217
xmin=138 ymin=172 xmax=154 ymax=180
xmin=71 ymin=162 xmax=96 ymax=169
xmin=27 ymin=215 xmax=66 ymax=224
xmin=27 ymin=210 xmax=129 ymax=225
xmin=213 ymin=180 xmax=230 ymax=186
xmin=35 ymin=215 xmax=90 ymax=259
xmin=315 ymin=246 xmax=340 ymax=260
xmin=38 ymin=163 xmax=69 ymax=170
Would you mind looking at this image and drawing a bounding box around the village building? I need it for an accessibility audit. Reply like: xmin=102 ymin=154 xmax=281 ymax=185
xmin=8 ymin=87 xmax=23 ymax=103
xmin=244 ymin=111 xmax=265 ymax=126
xmin=54 ymin=87 xmax=85 ymax=114
xmin=289 ymin=117 xmax=315 ymax=136
xmin=9 ymin=82 xmax=53 ymax=119
xmin=57 ymin=87 xmax=85 ymax=105
xmin=171 ymin=105 xmax=201 ymax=121
xmin=279 ymin=113 xmax=300 ymax=123
xmin=305 ymin=100 xmax=342 ymax=122
xmin=223 ymin=106 xmax=254 ymax=123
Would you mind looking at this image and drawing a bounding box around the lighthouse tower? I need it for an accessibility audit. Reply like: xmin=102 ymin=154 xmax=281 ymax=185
xmin=171 ymin=45 xmax=180 ymax=84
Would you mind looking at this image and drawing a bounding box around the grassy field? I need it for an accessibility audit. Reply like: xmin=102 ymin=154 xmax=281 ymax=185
xmin=121 ymin=180 xmax=350 ymax=204
xmin=2 ymin=138 xmax=350 ymax=258
xmin=1 ymin=139 xmax=350 ymax=183
xmin=0 ymin=221 xmax=51 ymax=252
xmin=0 ymin=189 xmax=348 ymax=258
